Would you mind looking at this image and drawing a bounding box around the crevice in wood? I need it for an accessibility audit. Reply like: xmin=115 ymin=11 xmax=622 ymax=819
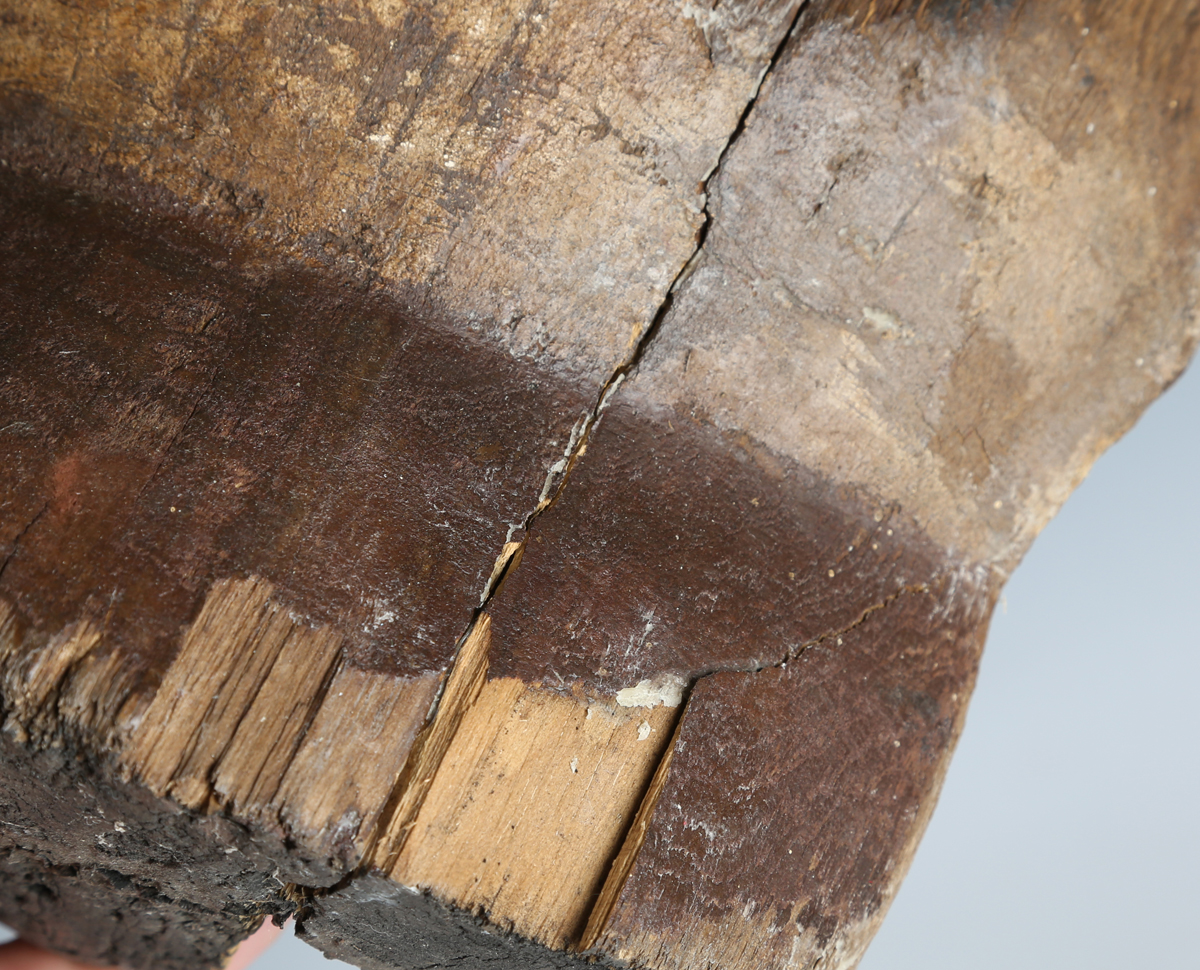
xmin=480 ymin=1 xmax=815 ymax=567
xmin=577 ymin=702 xmax=689 ymax=953
xmin=0 ymin=501 xmax=48 ymax=588
xmin=723 ymin=580 xmax=931 ymax=677
xmin=281 ymin=1 xmax=830 ymax=944
xmin=326 ymin=5 xmax=821 ymax=920
xmin=524 ymin=0 xmax=814 ymax=518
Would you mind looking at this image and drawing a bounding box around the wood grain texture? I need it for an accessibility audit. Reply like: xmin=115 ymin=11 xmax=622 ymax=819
xmin=0 ymin=1 xmax=1198 ymax=969
xmin=0 ymin=0 xmax=799 ymax=387
xmin=483 ymin=394 xmax=945 ymax=695
xmin=308 ymin=2 xmax=1199 ymax=966
xmin=0 ymin=166 xmax=596 ymax=674
xmin=369 ymin=614 xmax=494 ymax=871
xmin=472 ymin=379 xmax=988 ymax=967
xmin=391 ymin=679 xmax=678 ymax=948
xmin=129 ymin=576 xmax=346 ymax=813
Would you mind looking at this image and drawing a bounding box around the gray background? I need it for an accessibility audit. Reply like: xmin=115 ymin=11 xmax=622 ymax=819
xmin=3 ymin=360 xmax=1196 ymax=969
xmin=858 ymin=358 xmax=1200 ymax=969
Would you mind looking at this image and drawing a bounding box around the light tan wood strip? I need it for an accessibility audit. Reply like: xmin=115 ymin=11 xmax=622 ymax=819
xmin=127 ymin=577 xmax=285 ymax=807
xmin=368 ymin=613 xmax=492 ymax=869
xmin=580 ymin=704 xmax=688 ymax=951
xmin=169 ymin=604 xmax=303 ymax=810
xmin=391 ymin=679 xmax=679 ymax=950
xmin=273 ymin=664 xmax=441 ymax=863
xmin=122 ymin=574 xmax=440 ymax=870
xmin=212 ymin=622 xmax=345 ymax=820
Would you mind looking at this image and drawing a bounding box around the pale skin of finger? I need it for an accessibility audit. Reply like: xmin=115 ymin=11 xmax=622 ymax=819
xmin=0 ymin=942 xmax=99 ymax=970
xmin=0 ymin=918 xmax=284 ymax=970
xmin=225 ymin=919 xmax=284 ymax=970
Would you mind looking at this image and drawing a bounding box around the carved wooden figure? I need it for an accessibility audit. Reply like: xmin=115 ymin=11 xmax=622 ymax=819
xmin=0 ymin=1 xmax=1196 ymax=968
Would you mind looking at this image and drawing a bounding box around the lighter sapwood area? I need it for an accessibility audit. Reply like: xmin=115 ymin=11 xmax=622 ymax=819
xmin=0 ymin=2 xmax=1197 ymax=970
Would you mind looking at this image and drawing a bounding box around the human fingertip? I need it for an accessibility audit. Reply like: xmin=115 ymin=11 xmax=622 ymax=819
xmin=224 ymin=918 xmax=284 ymax=970
xmin=0 ymin=940 xmax=102 ymax=970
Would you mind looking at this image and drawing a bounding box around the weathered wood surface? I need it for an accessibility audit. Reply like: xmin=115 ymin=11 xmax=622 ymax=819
xmin=0 ymin=1 xmax=1197 ymax=969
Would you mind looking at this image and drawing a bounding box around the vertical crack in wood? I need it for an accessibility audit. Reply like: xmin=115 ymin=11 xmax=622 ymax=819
xmin=484 ymin=6 xmax=822 ymax=949
xmin=578 ymin=698 xmax=690 ymax=953
xmin=334 ymin=0 xmax=820 ymax=942
xmin=342 ymin=5 xmax=821 ymax=913
xmin=461 ymin=2 xmax=817 ymax=617
xmin=363 ymin=613 xmax=491 ymax=872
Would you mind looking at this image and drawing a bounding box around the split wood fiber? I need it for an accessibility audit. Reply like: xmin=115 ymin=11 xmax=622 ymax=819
xmin=0 ymin=1 xmax=1198 ymax=969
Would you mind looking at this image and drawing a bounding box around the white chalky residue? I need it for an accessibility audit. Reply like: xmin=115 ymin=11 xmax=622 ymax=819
xmin=637 ymin=721 xmax=652 ymax=741
xmin=861 ymin=306 xmax=912 ymax=339
xmin=615 ymin=673 xmax=686 ymax=708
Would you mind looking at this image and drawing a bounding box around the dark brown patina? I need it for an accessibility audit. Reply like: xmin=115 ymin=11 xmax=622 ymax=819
xmin=596 ymin=580 xmax=992 ymax=965
xmin=0 ymin=171 xmax=591 ymax=689
xmin=486 ymin=385 xmax=955 ymax=694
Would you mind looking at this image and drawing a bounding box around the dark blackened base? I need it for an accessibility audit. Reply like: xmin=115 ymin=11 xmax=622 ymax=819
xmin=0 ymin=844 xmax=250 ymax=969
xmin=0 ymin=730 xmax=302 ymax=968
xmin=300 ymin=874 xmax=602 ymax=970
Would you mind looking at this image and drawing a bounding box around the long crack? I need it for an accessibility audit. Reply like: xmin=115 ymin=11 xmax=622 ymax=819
xmin=300 ymin=0 xmax=817 ymax=934
xmin=473 ymin=0 xmax=815 ymax=615
xmin=707 ymin=580 xmax=933 ymax=681
xmin=0 ymin=502 xmax=49 ymax=588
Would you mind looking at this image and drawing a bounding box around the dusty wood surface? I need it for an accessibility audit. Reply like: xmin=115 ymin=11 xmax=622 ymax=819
xmin=0 ymin=1 xmax=1197 ymax=969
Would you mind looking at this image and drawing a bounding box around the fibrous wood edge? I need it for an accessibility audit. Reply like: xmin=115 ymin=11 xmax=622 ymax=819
xmin=123 ymin=576 xmax=442 ymax=869
xmin=129 ymin=576 xmax=346 ymax=812
xmin=579 ymin=698 xmax=688 ymax=951
xmin=366 ymin=614 xmax=493 ymax=870
xmin=1 ymin=0 xmax=1198 ymax=968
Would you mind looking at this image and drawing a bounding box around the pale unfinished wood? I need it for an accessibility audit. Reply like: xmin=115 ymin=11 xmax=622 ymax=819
xmin=272 ymin=664 xmax=441 ymax=862
xmin=0 ymin=2 xmax=1197 ymax=969
xmin=127 ymin=577 xmax=441 ymax=862
xmin=580 ymin=699 xmax=687 ymax=951
xmin=368 ymin=613 xmax=494 ymax=868
xmin=391 ymin=676 xmax=678 ymax=948
xmin=130 ymin=576 xmax=346 ymax=811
